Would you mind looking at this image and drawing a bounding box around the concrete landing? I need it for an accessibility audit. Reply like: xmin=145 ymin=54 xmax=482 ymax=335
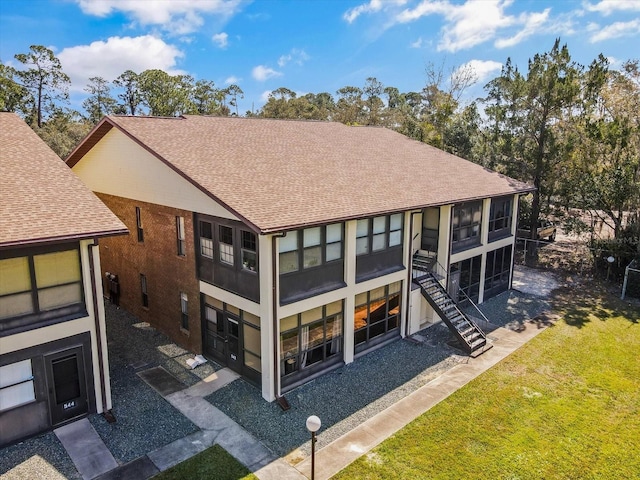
xmin=54 ymin=418 xmax=118 ymax=480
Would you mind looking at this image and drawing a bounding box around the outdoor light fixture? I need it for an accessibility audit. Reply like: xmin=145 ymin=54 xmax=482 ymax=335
xmin=306 ymin=415 xmax=321 ymax=480
xmin=607 ymin=256 xmax=615 ymax=280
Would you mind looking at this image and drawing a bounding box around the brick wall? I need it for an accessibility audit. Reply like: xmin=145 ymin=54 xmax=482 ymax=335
xmin=96 ymin=193 xmax=202 ymax=353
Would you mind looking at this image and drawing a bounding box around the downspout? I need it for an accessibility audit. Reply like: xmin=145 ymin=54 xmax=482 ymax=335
xmin=271 ymin=232 xmax=289 ymax=409
xmin=405 ymin=210 xmax=422 ymax=337
xmin=88 ymin=239 xmax=115 ymax=422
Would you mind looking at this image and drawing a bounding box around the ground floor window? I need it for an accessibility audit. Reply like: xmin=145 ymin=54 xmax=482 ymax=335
xmin=0 ymin=359 xmax=35 ymax=412
xmin=180 ymin=292 xmax=188 ymax=331
xmin=280 ymin=300 xmax=343 ymax=381
xmin=354 ymin=282 xmax=401 ymax=352
xmin=484 ymin=245 xmax=513 ymax=299
xmin=450 ymin=255 xmax=481 ymax=304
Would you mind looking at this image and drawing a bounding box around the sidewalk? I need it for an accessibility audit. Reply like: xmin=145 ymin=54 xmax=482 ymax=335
xmin=278 ymin=319 xmax=549 ymax=479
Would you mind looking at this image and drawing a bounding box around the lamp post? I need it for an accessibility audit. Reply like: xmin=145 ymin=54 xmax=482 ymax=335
xmin=607 ymin=255 xmax=615 ymax=281
xmin=306 ymin=415 xmax=321 ymax=480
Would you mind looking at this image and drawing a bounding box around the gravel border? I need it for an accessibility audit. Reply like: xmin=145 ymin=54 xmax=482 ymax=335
xmin=206 ymin=288 xmax=552 ymax=459
xmin=206 ymin=322 xmax=465 ymax=458
xmin=88 ymin=302 xmax=206 ymax=464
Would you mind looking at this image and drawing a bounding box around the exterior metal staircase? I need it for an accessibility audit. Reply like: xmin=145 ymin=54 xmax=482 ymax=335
xmin=412 ymin=252 xmax=489 ymax=355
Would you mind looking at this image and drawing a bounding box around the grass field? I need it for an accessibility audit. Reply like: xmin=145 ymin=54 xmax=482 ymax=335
xmin=152 ymin=444 xmax=257 ymax=480
xmin=333 ymin=283 xmax=640 ymax=479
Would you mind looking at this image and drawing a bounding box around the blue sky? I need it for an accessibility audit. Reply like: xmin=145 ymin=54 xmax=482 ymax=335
xmin=1 ymin=0 xmax=639 ymax=115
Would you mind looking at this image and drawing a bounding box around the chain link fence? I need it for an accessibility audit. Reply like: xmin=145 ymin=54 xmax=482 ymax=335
xmin=514 ymin=235 xmax=640 ymax=300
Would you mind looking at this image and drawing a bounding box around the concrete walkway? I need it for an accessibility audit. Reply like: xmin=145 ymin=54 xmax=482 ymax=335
xmin=54 ymin=419 xmax=118 ymax=480
xmin=286 ymin=320 xmax=549 ymax=480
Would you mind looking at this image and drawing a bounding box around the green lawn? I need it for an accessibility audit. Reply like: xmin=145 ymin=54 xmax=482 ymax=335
xmin=334 ymin=284 xmax=640 ymax=479
xmin=152 ymin=444 xmax=257 ymax=480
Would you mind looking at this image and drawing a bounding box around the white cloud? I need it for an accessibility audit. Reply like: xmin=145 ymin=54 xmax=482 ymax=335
xmin=344 ymin=0 xmax=409 ymax=23
xmin=277 ymin=49 xmax=310 ymax=67
xmin=584 ymin=0 xmax=640 ymax=16
xmin=344 ymin=0 xmax=384 ymax=23
xmin=495 ymin=9 xmax=550 ymax=48
xmin=212 ymin=32 xmax=229 ymax=48
xmin=260 ymin=90 xmax=272 ymax=102
xmin=394 ymin=0 xmax=551 ymax=52
xmin=224 ymin=75 xmax=240 ymax=85
xmin=76 ymin=0 xmax=243 ymax=35
xmin=590 ymin=18 xmax=640 ymax=42
xmin=410 ymin=37 xmax=424 ymax=48
xmin=458 ymin=59 xmax=502 ymax=82
xmin=57 ymin=35 xmax=184 ymax=91
xmin=252 ymin=65 xmax=282 ymax=82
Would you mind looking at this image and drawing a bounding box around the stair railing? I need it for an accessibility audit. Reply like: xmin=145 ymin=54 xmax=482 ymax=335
xmin=456 ymin=287 xmax=490 ymax=335
xmin=419 ymin=256 xmax=488 ymax=337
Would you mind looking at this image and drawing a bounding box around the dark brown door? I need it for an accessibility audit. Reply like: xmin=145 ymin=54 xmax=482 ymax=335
xmin=45 ymin=347 xmax=88 ymax=425
xmin=204 ymin=305 xmax=242 ymax=374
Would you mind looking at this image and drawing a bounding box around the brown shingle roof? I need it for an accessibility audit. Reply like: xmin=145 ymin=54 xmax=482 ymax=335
xmin=68 ymin=115 xmax=534 ymax=233
xmin=0 ymin=113 xmax=127 ymax=248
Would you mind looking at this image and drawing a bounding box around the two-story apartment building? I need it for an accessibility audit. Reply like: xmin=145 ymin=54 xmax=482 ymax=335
xmin=0 ymin=113 xmax=127 ymax=445
xmin=67 ymin=115 xmax=534 ymax=402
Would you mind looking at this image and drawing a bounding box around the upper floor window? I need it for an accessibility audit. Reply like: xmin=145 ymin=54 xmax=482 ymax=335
xmin=200 ymin=221 xmax=213 ymax=258
xmin=356 ymin=214 xmax=403 ymax=255
xmin=279 ymin=223 xmax=344 ymax=275
xmin=135 ymin=207 xmax=144 ymax=242
xmin=452 ymin=202 xmax=482 ymax=252
xmin=176 ymin=216 xmax=186 ymax=256
xmin=241 ymin=231 xmax=257 ymax=272
xmin=0 ymin=246 xmax=85 ymax=334
xmin=219 ymin=226 xmax=234 ymax=265
xmin=488 ymin=197 xmax=513 ymax=241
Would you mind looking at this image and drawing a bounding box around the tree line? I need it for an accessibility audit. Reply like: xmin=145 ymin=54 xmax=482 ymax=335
xmin=1 ymin=41 xmax=639 ymax=255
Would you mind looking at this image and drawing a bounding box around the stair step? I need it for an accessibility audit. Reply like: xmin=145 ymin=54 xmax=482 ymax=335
xmin=464 ymin=331 xmax=483 ymax=342
xmin=469 ymin=338 xmax=486 ymax=350
xmin=458 ymin=326 xmax=475 ymax=336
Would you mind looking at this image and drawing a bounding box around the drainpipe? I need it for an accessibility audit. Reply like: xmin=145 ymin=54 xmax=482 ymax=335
xmin=405 ymin=210 xmax=422 ymax=337
xmin=88 ymin=239 xmax=115 ymax=422
xmin=271 ymin=232 xmax=289 ymax=409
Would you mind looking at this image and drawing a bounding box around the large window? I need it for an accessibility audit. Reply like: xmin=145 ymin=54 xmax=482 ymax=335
xmin=356 ymin=214 xmax=403 ymax=255
xmin=0 ymin=359 xmax=35 ymax=412
xmin=488 ymin=197 xmax=513 ymax=241
xmin=354 ymin=282 xmax=401 ymax=350
xmin=280 ymin=301 xmax=343 ymax=380
xmin=279 ymin=224 xmax=343 ymax=275
xmin=452 ymin=202 xmax=482 ymax=252
xmin=484 ymin=245 xmax=513 ymax=299
xmin=242 ymin=311 xmax=261 ymax=373
xmin=450 ymin=255 xmax=481 ymax=304
xmin=0 ymin=247 xmax=84 ymax=331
